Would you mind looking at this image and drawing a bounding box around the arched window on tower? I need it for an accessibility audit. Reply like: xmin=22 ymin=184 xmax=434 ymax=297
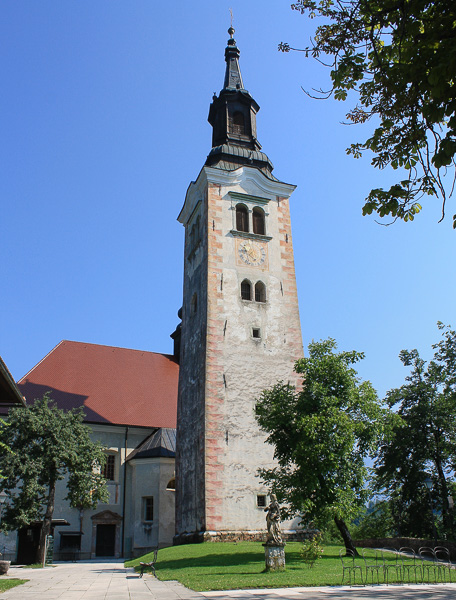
xmin=236 ymin=204 xmax=249 ymax=232
xmin=241 ymin=279 xmax=252 ymax=301
xmin=255 ymin=281 xmax=266 ymax=303
xmin=231 ymin=111 xmax=245 ymax=135
xmin=252 ymin=207 xmax=265 ymax=235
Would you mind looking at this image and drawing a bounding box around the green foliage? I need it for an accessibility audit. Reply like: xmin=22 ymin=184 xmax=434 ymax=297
xmin=350 ymin=500 xmax=395 ymax=539
xmin=255 ymin=339 xmax=391 ymax=551
xmin=374 ymin=323 xmax=456 ymax=538
xmin=0 ymin=417 xmax=13 ymax=477
xmin=300 ymin=532 xmax=324 ymax=567
xmin=0 ymin=393 xmax=109 ymax=533
xmin=281 ymin=1 xmax=456 ymax=225
xmin=320 ymin=519 xmax=343 ymax=544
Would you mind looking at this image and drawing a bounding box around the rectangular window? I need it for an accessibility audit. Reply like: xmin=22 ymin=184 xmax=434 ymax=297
xmin=257 ymin=495 xmax=267 ymax=508
xmin=252 ymin=327 xmax=261 ymax=339
xmin=143 ymin=497 xmax=154 ymax=522
xmin=103 ymin=455 xmax=116 ymax=481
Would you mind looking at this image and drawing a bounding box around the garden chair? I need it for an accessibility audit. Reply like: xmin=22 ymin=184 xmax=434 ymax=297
xmin=139 ymin=549 xmax=158 ymax=578
xmin=382 ymin=547 xmax=402 ymax=584
xmin=340 ymin=548 xmax=364 ymax=585
xmin=434 ymin=546 xmax=452 ymax=583
xmin=419 ymin=547 xmax=437 ymax=583
xmin=362 ymin=548 xmax=383 ymax=584
xmin=399 ymin=547 xmax=421 ymax=584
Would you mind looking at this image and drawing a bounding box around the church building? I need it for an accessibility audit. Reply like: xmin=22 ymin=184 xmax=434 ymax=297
xmin=0 ymin=27 xmax=303 ymax=561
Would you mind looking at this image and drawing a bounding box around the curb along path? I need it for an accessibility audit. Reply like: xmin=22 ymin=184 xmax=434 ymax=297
xmin=2 ymin=560 xmax=456 ymax=599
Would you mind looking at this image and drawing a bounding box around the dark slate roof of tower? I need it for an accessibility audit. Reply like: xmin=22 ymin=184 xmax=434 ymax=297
xmin=224 ymin=26 xmax=244 ymax=91
xmin=128 ymin=427 xmax=176 ymax=460
xmin=205 ymin=28 xmax=275 ymax=178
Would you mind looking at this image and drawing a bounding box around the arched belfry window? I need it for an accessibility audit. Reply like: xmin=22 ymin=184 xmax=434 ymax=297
xmin=231 ymin=111 xmax=245 ymax=135
xmin=236 ymin=204 xmax=249 ymax=233
xmin=252 ymin=207 xmax=265 ymax=235
xmin=241 ymin=279 xmax=252 ymax=301
xmin=255 ymin=281 xmax=266 ymax=303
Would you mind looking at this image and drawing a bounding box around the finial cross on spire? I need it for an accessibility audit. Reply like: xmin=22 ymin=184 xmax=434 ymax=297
xmin=228 ymin=8 xmax=235 ymax=39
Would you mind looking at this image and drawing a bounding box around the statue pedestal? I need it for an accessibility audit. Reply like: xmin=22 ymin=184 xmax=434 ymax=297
xmin=263 ymin=543 xmax=286 ymax=571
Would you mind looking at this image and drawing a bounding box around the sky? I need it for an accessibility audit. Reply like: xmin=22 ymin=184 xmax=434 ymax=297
xmin=1 ymin=1 xmax=455 ymax=399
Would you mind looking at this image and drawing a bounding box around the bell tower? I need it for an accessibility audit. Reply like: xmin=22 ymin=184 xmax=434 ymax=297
xmin=175 ymin=28 xmax=303 ymax=543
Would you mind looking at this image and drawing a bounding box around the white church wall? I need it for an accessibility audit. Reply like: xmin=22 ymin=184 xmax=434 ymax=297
xmin=127 ymin=456 xmax=175 ymax=555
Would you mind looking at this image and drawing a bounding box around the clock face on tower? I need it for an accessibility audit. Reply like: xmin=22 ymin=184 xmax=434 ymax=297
xmin=238 ymin=239 xmax=267 ymax=266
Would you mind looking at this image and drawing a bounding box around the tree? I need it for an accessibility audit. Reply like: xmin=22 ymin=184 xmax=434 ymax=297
xmin=280 ymin=1 xmax=456 ymax=226
xmin=350 ymin=499 xmax=395 ymax=539
xmin=255 ymin=338 xmax=389 ymax=554
xmin=0 ymin=417 xmax=12 ymax=471
xmin=0 ymin=394 xmax=109 ymax=565
xmin=375 ymin=323 xmax=456 ymax=539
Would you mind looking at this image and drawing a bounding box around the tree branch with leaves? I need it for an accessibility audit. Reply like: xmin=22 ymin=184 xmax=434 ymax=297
xmin=281 ymin=0 xmax=456 ymax=226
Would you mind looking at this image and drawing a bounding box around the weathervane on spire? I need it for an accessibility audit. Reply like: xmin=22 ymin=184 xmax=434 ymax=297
xmin=229 ymin=8 xmax=235 ymax=38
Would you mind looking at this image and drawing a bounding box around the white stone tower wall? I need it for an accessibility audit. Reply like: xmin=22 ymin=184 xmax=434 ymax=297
xmin=176 ymin=165 xmax=303 ymax=540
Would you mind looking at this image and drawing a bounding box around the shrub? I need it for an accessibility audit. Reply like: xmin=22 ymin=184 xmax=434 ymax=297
xmin=300 ymin=532 xmax=324 ymax=568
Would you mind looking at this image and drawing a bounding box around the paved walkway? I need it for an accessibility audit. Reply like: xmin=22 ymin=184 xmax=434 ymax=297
xmin=2 ymin=560 xmax=456 ymax=599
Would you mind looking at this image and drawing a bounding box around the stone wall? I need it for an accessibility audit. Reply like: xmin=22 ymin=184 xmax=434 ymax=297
xmin=174 ymin=529 xmax=314 ymax=545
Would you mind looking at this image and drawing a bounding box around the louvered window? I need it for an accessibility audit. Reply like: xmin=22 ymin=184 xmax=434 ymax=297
xmin=231 ymin=111 xmax=245 ymax=135
xmin=255 ymin=281 xmax=266 ymax=303
xmin=252 ymin=207 xmax=265 ymax=235
xmin=236 ymin=204 xmax=249 ymax=232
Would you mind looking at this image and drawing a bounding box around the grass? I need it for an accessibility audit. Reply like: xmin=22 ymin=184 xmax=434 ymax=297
xmin=126 ymin=542 xmax=419 ymax=591
xmin=0 ymin=579 xmax=28 ymax=593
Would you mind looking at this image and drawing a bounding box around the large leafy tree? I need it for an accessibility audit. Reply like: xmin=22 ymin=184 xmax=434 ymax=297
xmin=255 ymin=338 xmax=389 ymax=554
xmin=280 ymin=1 xmax=456 ymax=226
xmin=375 ymin=323 xmax=456 ymax=539
xmin=0 ymin=394 xmax=109 ymax=564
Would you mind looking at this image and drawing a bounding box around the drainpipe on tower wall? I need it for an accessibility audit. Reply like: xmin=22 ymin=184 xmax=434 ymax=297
xmin=121 ymin=425 xmax=129 ymax=558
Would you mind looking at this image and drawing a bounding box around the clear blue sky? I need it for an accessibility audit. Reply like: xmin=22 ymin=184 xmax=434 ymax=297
xmin=1 ymin=1 xmax=454 ymax=399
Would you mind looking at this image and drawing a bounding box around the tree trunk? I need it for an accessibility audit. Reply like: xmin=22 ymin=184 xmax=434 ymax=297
xmin=334 ymin=516 xmax=359 ymax=556
xmin=37 ymin=481 xmax=56 ymax=566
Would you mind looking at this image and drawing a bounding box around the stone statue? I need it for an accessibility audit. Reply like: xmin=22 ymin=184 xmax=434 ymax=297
xmin=264 ymin=493 xmax=283 ymax=545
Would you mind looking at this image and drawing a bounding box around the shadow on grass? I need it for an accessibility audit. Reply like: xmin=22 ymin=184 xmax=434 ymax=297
xmin=138 ymin=545 xmax=341 ymax=573
xmin=153 ymin=551 xmax=265 ymax=570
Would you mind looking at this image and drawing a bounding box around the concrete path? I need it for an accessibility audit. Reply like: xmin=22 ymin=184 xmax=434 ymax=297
xmin=2 ymin=560 xmax=456 ymax=599
xmin=0 ymin=560 xmax=203 ymax=600
xmin=202 ymin=584 xmax=456 ymax=599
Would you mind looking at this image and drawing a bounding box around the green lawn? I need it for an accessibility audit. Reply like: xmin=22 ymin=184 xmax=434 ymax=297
xmin=126 ymin=543 xmax=418 ymax=591
xmin=0 ymin=579 xmax=28 ymax=593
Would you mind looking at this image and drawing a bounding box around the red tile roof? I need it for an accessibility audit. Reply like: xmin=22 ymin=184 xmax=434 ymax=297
xmin=18 ymin=341 xmax=178 ymax=428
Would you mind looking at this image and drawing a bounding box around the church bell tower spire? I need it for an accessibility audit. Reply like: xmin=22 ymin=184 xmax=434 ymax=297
xmin=224 ymin=26 xmax=244 ymax=90
xmin=206 ymin=28 xmax=274 ymax=175
xmin=175 ymin=28 xmax=303 ymax=544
